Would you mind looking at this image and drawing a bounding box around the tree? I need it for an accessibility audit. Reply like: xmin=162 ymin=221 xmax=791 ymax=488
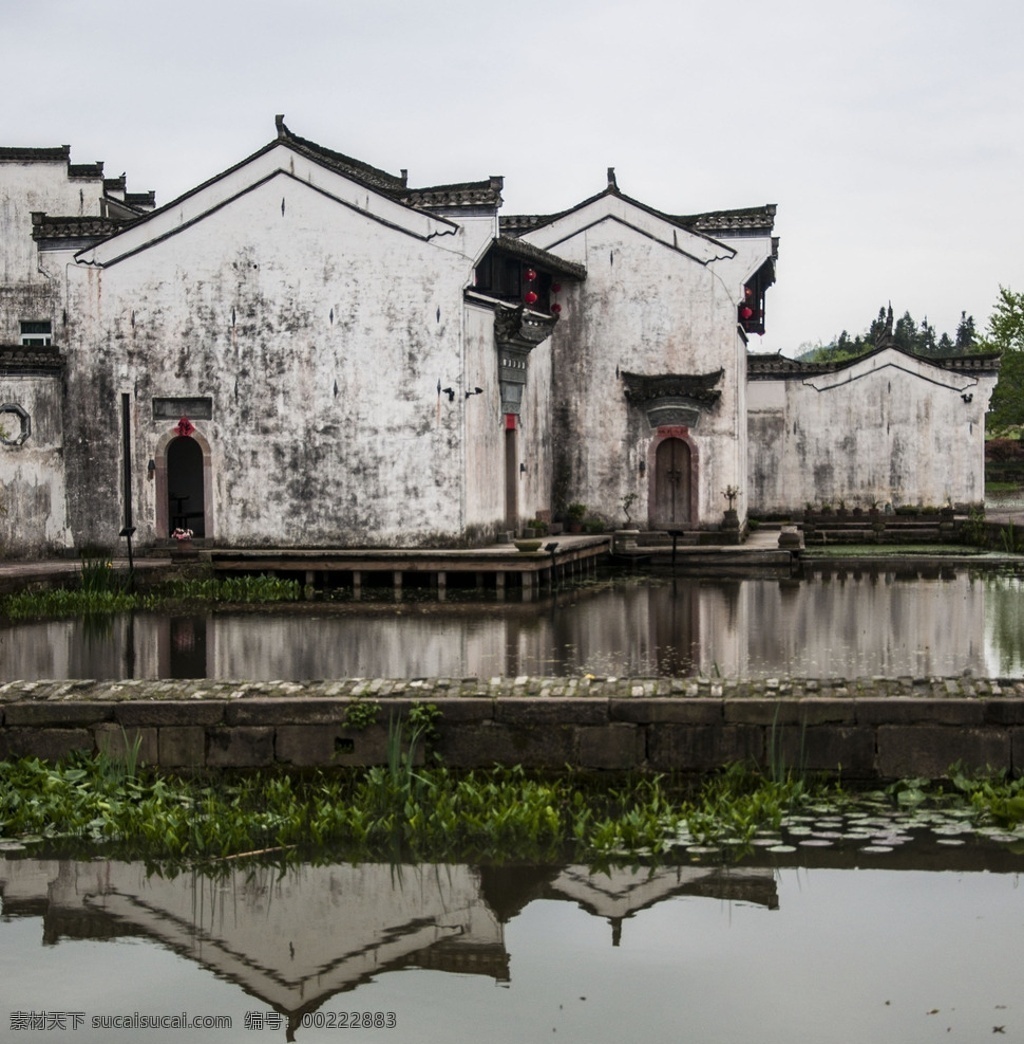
xmin=981 ymin=287 xmax=1024 ymax=432
xmin=798 ymin=304 xmax=978 ymax=363
xmin=955 ymin=311 xmax=977 ymax=352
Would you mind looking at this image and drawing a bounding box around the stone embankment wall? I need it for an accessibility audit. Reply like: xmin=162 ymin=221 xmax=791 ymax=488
xmin=1 ymin=676 xmax=1022 ymax=780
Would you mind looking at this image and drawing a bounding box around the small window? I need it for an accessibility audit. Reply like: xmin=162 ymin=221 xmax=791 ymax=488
xmin=20 ymin=321 xmax=52 ymax=347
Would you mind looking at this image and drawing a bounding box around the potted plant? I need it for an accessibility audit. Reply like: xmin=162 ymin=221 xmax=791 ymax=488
xmin=620 ymin=492 xmax=639 ymax=527
xmin=566 ymin=502 xmax=587 ymax=533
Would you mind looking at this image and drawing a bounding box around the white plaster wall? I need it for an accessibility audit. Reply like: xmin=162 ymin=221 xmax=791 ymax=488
xmin=64 ymin=173 xmax=481 ymax=548
xmin=0 ymin=159 xmax=103 ymax=342
xmin=748 ymin=350 xmax=996 ymax=512
xmin=463 ymin=301 xmax=507 ymax=533
xmin=525 ymin=199 xmax=768 ymax=527
xmin=0 ymin=373 xmax=70 ymax=554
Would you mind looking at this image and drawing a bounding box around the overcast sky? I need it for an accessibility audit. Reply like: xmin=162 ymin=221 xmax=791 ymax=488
xmin=4 ymin=0 xmax=1021 ymax=355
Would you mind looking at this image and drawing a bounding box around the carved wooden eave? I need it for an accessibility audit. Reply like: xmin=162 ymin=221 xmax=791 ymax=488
xmin=495 ymin=305 xmax=558 ymax=415
xmin=621 ymin=369 xmax=724 ymax=429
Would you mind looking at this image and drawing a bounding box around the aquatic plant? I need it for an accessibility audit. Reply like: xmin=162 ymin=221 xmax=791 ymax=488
xmin=949 ymin=766 xmax=1024 ymax=827
xmin=2 ymin=587 xmax=138 ymax=620
xmin=154 ymin=574 xmax=301 ymax=603
xmin=342 ymin=700 xmax=381 ymax=731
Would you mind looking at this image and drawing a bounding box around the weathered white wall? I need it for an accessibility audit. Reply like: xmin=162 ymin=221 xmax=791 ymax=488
xmin=524 ymin=196 xmax=768 ymax=528
xmin=748 ymin=350 xmax=996 ymax=512
xmin=65 ymin=163 xmax=487 ymax=548
xmin=463 ymin=301 xmax=508 ymax=535
xmin=0 ymin=157 xmax=103 ymax=344
xmin=0 ymin=372 xmax=70 ymax=555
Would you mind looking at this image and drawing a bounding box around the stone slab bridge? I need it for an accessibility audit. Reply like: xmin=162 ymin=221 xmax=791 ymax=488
xmin=2 ymin=676 xmax=1023 ymax=781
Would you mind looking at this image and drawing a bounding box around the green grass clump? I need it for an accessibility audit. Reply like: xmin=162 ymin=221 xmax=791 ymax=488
xmin=153 ymin=574 xmax=301 ymax=603
xmin=1 ymin=572 xmax=302 ymax=621
xmin=0 ymin=739 xmax=819 ymax=866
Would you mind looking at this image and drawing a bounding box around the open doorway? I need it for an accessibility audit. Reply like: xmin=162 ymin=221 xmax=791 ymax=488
xmin=166 ymin=436 xmax=206 ymax=537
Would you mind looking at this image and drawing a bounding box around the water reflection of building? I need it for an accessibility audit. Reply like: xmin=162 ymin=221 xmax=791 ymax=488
xmin=0 ymin=570 xmax=1000 ymax=680
xmin=1 ymin=857 xmax=778 ymax=1018
xmin=0 ymin=859 xmax=506 ymax=1037
xmin=545 ymin=864 xmax=778 ymax=946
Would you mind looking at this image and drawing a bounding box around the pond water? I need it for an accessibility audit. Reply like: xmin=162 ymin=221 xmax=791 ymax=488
xmin=2 ymin=819 xmax=1022 ymax=1044
xmin=3 ymin=566 xmax=1024 ymax=680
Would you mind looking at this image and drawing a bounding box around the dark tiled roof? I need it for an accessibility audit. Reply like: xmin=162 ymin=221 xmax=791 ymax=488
xmin=275 ymin=116 xmax=504 ymax=214
xmin=401 ymin=176 xmax=503 ymax=210
xmin=275 ymin=116 xmax=407 ymax=193
xmin=32 ymin=214 xmax=131 ymax=241
xmin=748 ymin=347 xmax=1002 ymax=380
xmin=673 ymin=205 xmax=777 ymax=234
xmin=0 ymin=345 xmax=64 ymax=375
xmin=490 ymin=235 xmax=586 ymax=280
xmin=502 ymin=189 xmax=775 ymax=242
xmin=124 ymin=191 xmax=156 ymax=208
xmin=0 ymin=146 xmax=70 ymax=162
xmin=500 ymin=213 xmax=563 ymax=236
xmin=68 ymin=162 xmax=104 ymax=178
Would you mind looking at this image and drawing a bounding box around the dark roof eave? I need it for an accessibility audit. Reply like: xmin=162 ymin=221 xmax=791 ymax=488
xmin=503 ymin=187 xmax=775 ymax=245
xmin=748 ymin=346 xmax=1003 ymax=380
xmin=491 ymin=235 xmax=586 ymax=281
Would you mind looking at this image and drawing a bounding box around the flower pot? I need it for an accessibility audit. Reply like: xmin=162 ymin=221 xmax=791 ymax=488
xmin=514 ymin=539 xmax=543 ymax=553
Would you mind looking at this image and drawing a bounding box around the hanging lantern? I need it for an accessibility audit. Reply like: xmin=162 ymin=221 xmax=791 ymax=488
xmin=551 ymin=303 xmax=562 ymax=314
xmin=524 ymin=290 xmax=539 ymax=305
xmin=551 ymin=282 xmax=561 ymax=293
xmin=740 ymin=306 xmax=754 ymax=321
xmin=525 ymin=268 xmax=537 ymax=282
xmin=174 ymin=416 xmax=196 ymax=438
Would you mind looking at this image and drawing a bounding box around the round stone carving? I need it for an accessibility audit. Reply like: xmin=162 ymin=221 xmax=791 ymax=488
xmin=0 ymin=403 xmax=30 ymax=446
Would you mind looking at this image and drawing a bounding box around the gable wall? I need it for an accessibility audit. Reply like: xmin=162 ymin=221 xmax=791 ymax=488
xmin=62 ymin=177 xmax=478 ymax=548
xmin=536 ymin=215 xmax=753 ymax=526
xmin=748 ymin=355 xmax=996 ymax=512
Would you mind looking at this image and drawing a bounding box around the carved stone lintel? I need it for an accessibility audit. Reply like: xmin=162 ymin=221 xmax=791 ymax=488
xmin=495 ymin=305 xmax=558 ymax=415
xmin=622 ymin=369 xmax=724 ymax=430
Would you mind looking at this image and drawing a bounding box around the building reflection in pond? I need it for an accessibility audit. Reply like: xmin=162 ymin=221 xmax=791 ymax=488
xmin=0 ymin=857 xmax=776 ymax=1035
xmin=0 ymin=570 xmax=1009 ymax=681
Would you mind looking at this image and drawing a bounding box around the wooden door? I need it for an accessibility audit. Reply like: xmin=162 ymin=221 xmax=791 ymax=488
xmin=653 ymin=437 xmax=691 ymax=528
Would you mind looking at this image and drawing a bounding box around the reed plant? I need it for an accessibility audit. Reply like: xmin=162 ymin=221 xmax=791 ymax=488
xmin=0 ymin=751 xmax=824 ymax=865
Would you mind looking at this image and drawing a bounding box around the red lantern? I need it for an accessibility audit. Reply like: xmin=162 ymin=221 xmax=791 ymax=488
xmin=524 ymin=290 xmax=539 ymax=305
xmin=174 ymin=416 xmax=196 ymax=438
xmin=740 ymin=306 xmax=753 ymax=320
xmin=551 ymin=303 xmax=562 ymax=314
xmin=551 ymin=282 xmax=561 ymax=293
xmin=525 ymin=268 xmax=537 ymax=282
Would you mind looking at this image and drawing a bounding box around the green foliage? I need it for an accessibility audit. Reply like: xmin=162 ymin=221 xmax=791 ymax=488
xmin=566 ymin=502 xmax=587 ymax=522
xmin=620 ymin=492 xmax=639 ymax=525
xmin=950 ymin=767 xmax=1024 ymax=827
xmin=0 ymin=751 xmax=817 ymax=864
xmin=2 ymin=571 xmax=301 ymax=621
xmin=961 ymin=505 xmax=989 ymax=548
xmin=155 ymin=574 xmax=300 ymax=603
xmin=407 ymin=702 xmax=442 ymax=751
xmin=981 ymin=287 xmax=1024 ymax=431
xmin=798 ymin=304 xmax=979 ymax=364
xmin=2 ymin=587 xmax=137 ymax=620
xmin=79 ymin=553 xmax=128 ymax=595
xmin=342 ymin=700 xmax=381 ymax=731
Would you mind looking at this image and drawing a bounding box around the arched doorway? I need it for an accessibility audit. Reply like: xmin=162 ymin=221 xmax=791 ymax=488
xmin=653 ymin=437 xmax=691 ymax=528
xmin=166 ymin=436 xmax=206 ymax=537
